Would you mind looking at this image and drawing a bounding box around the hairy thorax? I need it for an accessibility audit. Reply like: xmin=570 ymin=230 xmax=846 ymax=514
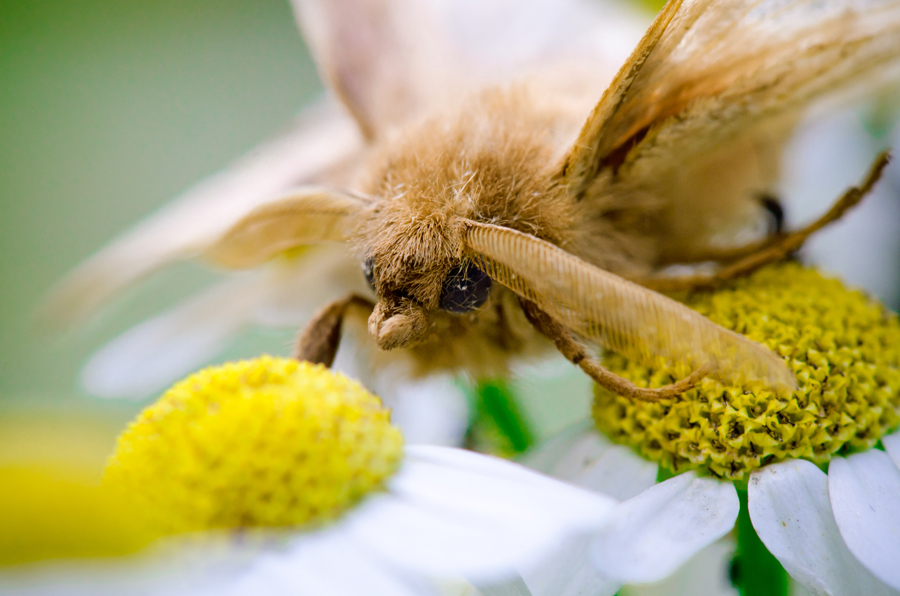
xmin=347 ymin=86 xmax=585 ymax=376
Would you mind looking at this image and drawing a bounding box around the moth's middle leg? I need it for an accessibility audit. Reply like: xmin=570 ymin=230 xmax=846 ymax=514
xmin=520 ymin=299 xmax=710 ymax=402
xmin=640 ymin=151 xmax=891 ymax=293
xmin=293 ymin=294 xmax=375 ymax=367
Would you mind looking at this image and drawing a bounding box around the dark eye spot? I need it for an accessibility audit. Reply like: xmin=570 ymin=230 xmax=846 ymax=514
xmin=440 ymin=262 xmax=492 ymax=314
xmin=362 ymin=257 xmax=376 ymax=292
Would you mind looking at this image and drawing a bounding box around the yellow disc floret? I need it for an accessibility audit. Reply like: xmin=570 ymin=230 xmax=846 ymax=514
xmin=0 ymin=465 xmax=152 ymax=567
xmin=0 ymin=416 xmax=155 ymax=567
xmin=593 ymin=264 xmax=900 ymax=481
xmin=105 ymin=357 xmax=404 ymax=534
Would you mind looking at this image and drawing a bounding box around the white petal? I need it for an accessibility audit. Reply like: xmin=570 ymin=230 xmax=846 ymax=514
xmin=790 ymin=580 xmax=815 ymax=596
xmin=783 ymin=108 xmax=900 ymax=305
xmin=226 ymin=554 xmax=326 ymax=596
xmin=291 ymin=531 xmax=430 ymax=596
xmin=81 ymin=273 xmax=265 ymax=399
xmin=344 ymin=494 xmax=538 ymax=583
xmin=223 ymin=531 xmax=429 ymax=596
xmin=476 ymin=577 xmax=534 ymax=596
xmin=403 ymin=446 xmax=617 ymax=524
xmin=748 ymin=459 xmax=898 ymax=596
xmin=0 ymin=542 xmax=253 ymax=596
xmin=520 ymin=421 xmax=593 ymax=474
xmin=345 ymin=449 xmax=615 ymax=583
xmin=883 ymin=431 xmax=900 ymax=470
xmin=618 ymin=539 xmax=738 ymax=596
xmin=428 ymin=0 xmax=645 ymax=82
xmin=379 ymin=375 xmax=470 ymax=447
xmin=249 ymin=245 xmax=367 ymax=328
xmin=829 ymin=450 xmax=900 ymax=591
xmin=406 ymin=443 xmax=589 ymax=489
xmin=521 ymin=423 xmax=658 ymax=501
xmin=519 ymin=535 xmax=621 ymax=596
xmin=82 ymin=246 xmax=363 ymax=399
xmin=590 ymin=473 xmax=740 ymax=584
xmin=431 ymin=578 xmax=483 ymax=596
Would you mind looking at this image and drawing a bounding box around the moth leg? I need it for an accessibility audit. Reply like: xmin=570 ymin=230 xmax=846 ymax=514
xmin=293 ymin=294 xmax=375 ymax=367
xmin=520 ymin=299 xmax=710 ymax=402
xmin=641 ymin=151 xmax=891 ymax=292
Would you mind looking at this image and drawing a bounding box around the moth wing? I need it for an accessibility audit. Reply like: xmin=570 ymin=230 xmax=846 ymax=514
xmin=562 ymin=0 xmax=900 ymax=254
xmin=40 ymin=104 xmax=362 ymax=330
xmin=464 ymin=222 xmax=796 ymax=391
xmin=426 ymin=0 xmax=646 ymax=79
xmin=82 ymin=246 xmax=364 ymax=399
xmin=290 ymin=0 xmax=462 ymax=139
xmin=561 ymin=0 xmax=683 ymax=185
xmin=291 ymin=0 xmax=650 ymax=138
xmin=203 ymin=187 xmax=368 ymax=269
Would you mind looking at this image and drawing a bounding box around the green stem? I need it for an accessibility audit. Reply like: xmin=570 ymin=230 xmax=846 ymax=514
xmin=472 ymin=380 xmax=535 ymax=455
xmin=733 ymin=488 xmax=789 ymax=596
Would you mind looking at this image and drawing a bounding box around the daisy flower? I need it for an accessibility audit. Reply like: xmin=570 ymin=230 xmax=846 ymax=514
xmin=525 ymin=263 xmax=900 ymax=596
xmin=96 ymin=356 xmax=617 ymax=595
xmin=0 ymin=416 xmax=179 ymax=595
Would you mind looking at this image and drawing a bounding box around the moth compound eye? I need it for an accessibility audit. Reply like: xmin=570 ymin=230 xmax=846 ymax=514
xmin=440 ymin=262 xmax=492 ymax=314
xmin=362 ymin=258 xmax=376 ymax=292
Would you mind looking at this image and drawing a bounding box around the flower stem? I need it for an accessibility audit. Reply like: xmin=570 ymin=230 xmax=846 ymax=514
xmin=733 ymin=488 xmax=789 ymax=596
xmin=469 ymin=380 xmax=535 ymax=455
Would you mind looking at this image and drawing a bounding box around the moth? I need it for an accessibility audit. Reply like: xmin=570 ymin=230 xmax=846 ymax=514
xmin=45 ymin=0 xmax=900 ymax=400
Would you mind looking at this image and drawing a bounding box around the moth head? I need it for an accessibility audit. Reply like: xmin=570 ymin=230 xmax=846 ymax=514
xmin=359 ymin=213 xmax=493 ymax=350
xmin=203 ymin=185 xmax=498 ymax=352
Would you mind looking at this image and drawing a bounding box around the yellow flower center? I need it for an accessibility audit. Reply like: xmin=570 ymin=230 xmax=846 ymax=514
xmin=593 ymin=264 xmax=900 ymax=481
xmin=105 ymin=357 xmax=404 ymax=534
xmin=0 ymin=417 xmax=154 ymax=567
xmin=0 ymin=466 xmax=152 ymax=567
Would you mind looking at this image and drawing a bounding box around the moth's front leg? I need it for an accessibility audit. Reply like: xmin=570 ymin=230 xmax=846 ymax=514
xmin=294 ymin=294 xmax=375 ymax=367
xmin=520 ymin=299 xmax=710 ymax=402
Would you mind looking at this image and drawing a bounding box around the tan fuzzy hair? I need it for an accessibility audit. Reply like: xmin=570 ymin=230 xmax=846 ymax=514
xmin=351 ymin=86 xmax=578 ymax=310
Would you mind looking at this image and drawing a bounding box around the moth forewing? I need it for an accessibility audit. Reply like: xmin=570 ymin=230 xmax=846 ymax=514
xmin=463 ymin=221 xmax=797 ymax=392
xmin=290 ymin=0 xmax=461 ymax=139
xmin=559 ymin=0 xmax=686 ymax=192
xmin=561 ymin=0 xmax=900 ymax=256
xmin=203 ymin=187 xmax=369 ymax=269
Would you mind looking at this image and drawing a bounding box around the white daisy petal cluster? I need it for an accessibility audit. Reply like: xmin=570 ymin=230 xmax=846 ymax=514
xmin=217 ymin=446 xmax=617 ymax=596
xmin=91 ymin=357 xmax=617 ymax=596
xmin=526 ymin=425 xmax=900 ymax=596
xmin=752 ymin=453 xmax=900 ymax=595
xmin=527 ymin=264 xmax=900 ymax=596
xmin=519 ymin=430 xmax=738 ymax=595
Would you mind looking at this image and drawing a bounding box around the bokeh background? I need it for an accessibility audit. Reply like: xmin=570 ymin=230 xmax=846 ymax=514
xmin=2 ymin=0 xmax=899 ymax=440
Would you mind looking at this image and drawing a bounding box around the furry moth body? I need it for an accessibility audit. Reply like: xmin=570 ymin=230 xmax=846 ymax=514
xmin=47 ymin=0 xmax=900 ymax=399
